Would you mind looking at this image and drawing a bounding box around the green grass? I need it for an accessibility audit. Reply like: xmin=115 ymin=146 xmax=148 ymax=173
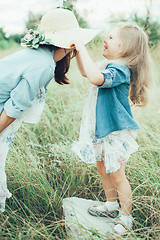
xmin=0 ymin=46 xmax=160 ymax=239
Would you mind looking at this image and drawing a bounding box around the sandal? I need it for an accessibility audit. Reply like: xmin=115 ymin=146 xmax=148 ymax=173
xmin=88 ymin=204 xmax=119 ymax=218
xmin=111 ymin=220 xmax=133 ymax=236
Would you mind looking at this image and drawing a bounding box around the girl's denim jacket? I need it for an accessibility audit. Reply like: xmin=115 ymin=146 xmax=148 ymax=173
xmin=95 ymin=63 xmax=140 ymax=139
xmin=0 ymin=46 xmax=56 ymax=118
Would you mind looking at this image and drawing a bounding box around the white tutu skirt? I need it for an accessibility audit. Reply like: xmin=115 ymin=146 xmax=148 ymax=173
xmin=72 ymin=85 xmax=139 ymax=173
xmin=0 ymin=87 xmax=46 ymax=212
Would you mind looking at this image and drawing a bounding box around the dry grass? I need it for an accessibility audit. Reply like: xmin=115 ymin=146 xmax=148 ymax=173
xmin=0 ymin=45 xmax=159 ymax=239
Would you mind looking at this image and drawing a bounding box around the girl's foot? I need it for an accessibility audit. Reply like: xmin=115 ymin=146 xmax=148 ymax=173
xmin=112 ymin=214 xmax=133 ymax=235
xmin=88 ymin=201 xmax=120 ymax=218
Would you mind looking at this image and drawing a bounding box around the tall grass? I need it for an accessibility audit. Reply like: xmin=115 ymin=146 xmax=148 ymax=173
xmin=0 ymin=45 xmax=160 ymax=239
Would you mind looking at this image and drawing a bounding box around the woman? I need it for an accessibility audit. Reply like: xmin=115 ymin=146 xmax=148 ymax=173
xmin=0 ymin=8 xmax=99 ymax=212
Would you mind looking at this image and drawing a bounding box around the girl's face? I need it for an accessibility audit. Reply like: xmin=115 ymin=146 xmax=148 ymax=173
xmin=103 ymin=28 xmax=122 ymax=60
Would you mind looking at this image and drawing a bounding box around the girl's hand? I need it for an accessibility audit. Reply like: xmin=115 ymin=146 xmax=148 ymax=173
xmin=70 ymin=43 xmax=76 ymax=49
xmin=70 ymin=41 xmax=85 ymax=53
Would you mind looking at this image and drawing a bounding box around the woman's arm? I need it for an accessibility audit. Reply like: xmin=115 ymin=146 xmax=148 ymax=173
xmin=0 ymin=109 xmax=15 ymax=134
xmin=72 ymin=42 xmax=104 ymax=85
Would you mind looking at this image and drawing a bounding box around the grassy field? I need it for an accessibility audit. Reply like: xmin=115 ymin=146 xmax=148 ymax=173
xmin=0 ymin=44 xmax=160 ymax=240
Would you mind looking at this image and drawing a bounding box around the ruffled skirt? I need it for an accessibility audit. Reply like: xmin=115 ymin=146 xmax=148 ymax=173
xmin=72 ymin=85 xmax=139 ymax=173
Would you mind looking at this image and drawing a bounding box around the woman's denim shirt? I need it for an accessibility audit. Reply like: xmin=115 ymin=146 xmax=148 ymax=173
xmin=0 ymin=46 xmax=56 ymax=118
xmin=95 ymin=63 xmax=140 ymax=139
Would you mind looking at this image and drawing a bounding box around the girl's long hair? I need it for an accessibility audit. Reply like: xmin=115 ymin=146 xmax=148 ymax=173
xmin=117 ymin=22 xmax=152 ymax=107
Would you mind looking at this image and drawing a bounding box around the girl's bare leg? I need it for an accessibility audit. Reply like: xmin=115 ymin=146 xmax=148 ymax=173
xmin=96 ymin=161 xmax=117 ymax=201
xmin=110 ymin=164 xmax=132 ymax=215
xmin=96 ymin=160 xmax=132 ymax=233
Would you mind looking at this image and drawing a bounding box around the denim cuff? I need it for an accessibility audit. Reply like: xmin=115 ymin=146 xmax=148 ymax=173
xmin=98 ymin=69 xmax=114 ymax=88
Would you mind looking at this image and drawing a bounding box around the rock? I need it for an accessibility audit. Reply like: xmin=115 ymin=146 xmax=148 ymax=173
xmin=62 ymin=197 xmax=117 ymax=239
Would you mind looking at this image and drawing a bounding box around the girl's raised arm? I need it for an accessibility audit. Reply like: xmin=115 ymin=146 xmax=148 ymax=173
xmin=72 ymin=41 xmax=104 ymax=85
xmin=75 ymin=51 xmax=87 ymax=77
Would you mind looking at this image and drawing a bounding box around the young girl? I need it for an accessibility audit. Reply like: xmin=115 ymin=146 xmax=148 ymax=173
xmin=0 ymin=8 xmax=99 ymax=212
xmin=72 ymin=22 xmax=152 ymax=235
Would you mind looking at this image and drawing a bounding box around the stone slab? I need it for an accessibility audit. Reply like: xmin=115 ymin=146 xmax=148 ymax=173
xmin=62 ymin=197 xmax=118 ymax=239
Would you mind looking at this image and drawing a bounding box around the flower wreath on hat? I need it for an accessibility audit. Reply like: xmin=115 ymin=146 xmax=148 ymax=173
xmin=21 ymin=28 xmax=52 ymax=49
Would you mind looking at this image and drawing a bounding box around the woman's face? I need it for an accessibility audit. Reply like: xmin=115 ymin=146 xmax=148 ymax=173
xmin=103 ymin=28 xmax=122 ymax=60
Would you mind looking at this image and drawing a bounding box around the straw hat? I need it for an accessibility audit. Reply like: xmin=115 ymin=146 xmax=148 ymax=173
xmin=39 ymin=8 xmax=100 ymax=49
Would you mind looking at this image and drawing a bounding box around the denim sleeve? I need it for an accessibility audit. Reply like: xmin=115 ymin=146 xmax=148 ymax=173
xmin=4 ymin=66 xmax=54 ymax=118
xmin=98 ymin=66 xmax=130 ymax=88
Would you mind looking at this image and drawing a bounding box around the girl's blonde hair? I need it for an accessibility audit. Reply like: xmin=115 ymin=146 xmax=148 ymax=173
xmin=116 ymin=22 xmax=152 ymax=107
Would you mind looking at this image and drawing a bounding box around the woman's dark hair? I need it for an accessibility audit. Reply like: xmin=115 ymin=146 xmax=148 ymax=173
xmin=47 ymin=45 xmax=76 ymax=85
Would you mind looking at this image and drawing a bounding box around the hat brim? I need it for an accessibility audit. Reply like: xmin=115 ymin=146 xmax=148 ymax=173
xmin=44 ymin=28 xmax=100 ymax=48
